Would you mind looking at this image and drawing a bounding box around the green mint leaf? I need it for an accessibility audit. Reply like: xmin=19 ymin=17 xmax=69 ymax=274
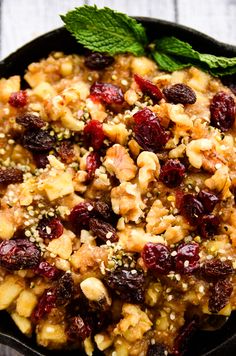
xmin=152 ymin=51 xmax=191 ymax=72
xmin=155 ymin=37 xmax=236 ymax=71
xmin=61 ymin=5 xmax=148 ymax=56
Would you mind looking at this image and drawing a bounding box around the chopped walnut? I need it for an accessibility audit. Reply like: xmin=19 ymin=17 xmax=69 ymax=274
xmin=137 ymin=151 xmax=160 ymax=193
xmin=205 ymin=165 xmax=232 ymax=200
xmin=118 ymin=225 xmax=165 ymax=253
xmin=70 ymin=243 xmax=108 ymax=273
xmin=111 ymin=182 xmax=145 ymax=223
xmin=103 ymin=123 xmax=129 ymax=145
xmin=146 ymin=199 xmax=175 ymax=235
xmin=186 ymin=138 xmax=213 ymax=169
xmin=103 ymin=144 xmax=137 ymax=182
xmin=113 ymin=304 xmax=152 ymax=343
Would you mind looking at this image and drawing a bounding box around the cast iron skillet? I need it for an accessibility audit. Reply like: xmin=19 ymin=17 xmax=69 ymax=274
xmin=0 ymin=18 xmax=236 ymax=356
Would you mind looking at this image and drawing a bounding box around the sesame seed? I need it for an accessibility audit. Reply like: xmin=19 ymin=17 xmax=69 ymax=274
xmin=170 ymin=312 xmax=175 ymax=320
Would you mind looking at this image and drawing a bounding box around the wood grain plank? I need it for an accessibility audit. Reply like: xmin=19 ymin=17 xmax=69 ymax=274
xmin=177 ymin=0 xmax=236 ymax=45
xmin=0 ymin=0 xmax=85 ymax=59
xmin=87 ymin=0 xmax=176 ymax=20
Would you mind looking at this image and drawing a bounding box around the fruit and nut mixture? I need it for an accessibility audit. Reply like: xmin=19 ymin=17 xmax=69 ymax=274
xmin=0 ymin=50 xmax=235 ymax=356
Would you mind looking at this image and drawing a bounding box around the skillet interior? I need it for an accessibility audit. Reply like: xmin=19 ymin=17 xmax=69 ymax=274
xmin=0 ymin=18 xmax=236 ymax=356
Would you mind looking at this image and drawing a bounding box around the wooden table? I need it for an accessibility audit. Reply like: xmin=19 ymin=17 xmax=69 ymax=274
xmin=0 ymin=0 xmax=235 ymax=355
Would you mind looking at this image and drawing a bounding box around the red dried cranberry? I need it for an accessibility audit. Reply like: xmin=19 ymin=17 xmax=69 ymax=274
xmin=147 ymin=343 xmax=167 ymax=356
xmin=134 ymin=74 xmax=163 ymax=102
xmin=16 ymin=113 xmax=45 ymax=129
xmin=84 ymin=120 xmax=105 ymax=150
xmin=89 ymin=218 xmax=118 ymax=243
xmin=90 ymin=82 xmax=124 ymax=104
xmin=198 ymin=190 xmax=219 ymax=213
xmin=210 ymin=91 xmax=235 ymax=132
xmin=33 ymin=261 xmax=61 ymax=280
xmin=208 ymin=279 xmax=233 ymax=313
xmin=57 ymin=141 xmax=74 ymax=164
xmin=105 ymin=268 xmax=145 ymax=303
xmin=175 ymin=190 xmax=184 ymax=209
xmin=163 ymin=83 xmax=196 ymax=104
xmin=142 ymin=243 xmax=172 ymax=274
xmin=0 ymin=239 xmax=40 ymax=270
xmin=202 ymin=259 xmax=233 ymax=280
xmin=133 ymin=108 xmax=169 ymax=152
xmin=0 ymin=168 xmax=23 ymax=185
xmin=23 ymin=129 xmax=55 ymax=152
xmin=37 ymin=217 xmax=63 ymax=240
xmin=33 ymin=152 xmax=49 ymax=169
xmin=32 ymin=288 xmax=57 ymax=321
xmin=180 ymin=194 xmax=204 ymax=225
xmin=69 ymin=202 xmax=94 ymax=232
xmin=172 ymin=320 xmax=197 ymax=355
xmin=8 ymin=90 xmax=28 ymax=108
xmin=85 ymin=52 xmax=114 ymax=70
xmin=159 ymin=159 xmax=185 ymax=188
xmin=86 ymin=152 xmax=101 ymax=179
xmin=198 ymin=214 xmax=220 ymax=239
xmin=33 ymin=273 xmax=73 ymax=321
xmin=67 ymin=316 xmax=92 ymax=341
xmin=174 ymin=243 xmax=200 ymax=274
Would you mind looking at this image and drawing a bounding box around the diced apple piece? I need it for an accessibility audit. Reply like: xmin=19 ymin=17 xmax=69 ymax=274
xmin=16 ymin=290 xmax=38 ymax=317
xmin=0 ymin=276 xmax=24 ymax=310
xmin=11 ymin=313 xmax=32 ymax=335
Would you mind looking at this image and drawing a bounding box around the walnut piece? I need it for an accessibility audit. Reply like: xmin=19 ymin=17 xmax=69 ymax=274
xmin=103 ymin=144 xmax=137 ymax=182
xmin=137 ymin=151 xmax=160 ymax=193
xmin=111 ymin=182 xmax=145 ymax=222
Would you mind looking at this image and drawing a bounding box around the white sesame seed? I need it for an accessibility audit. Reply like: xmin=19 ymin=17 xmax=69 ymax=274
xmin=170 ymin=312 xmax=176 ymax=320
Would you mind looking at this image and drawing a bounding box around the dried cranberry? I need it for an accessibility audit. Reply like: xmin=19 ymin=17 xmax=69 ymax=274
xmin=8 ymin=90 xmax=28 ymax=108
xmin=142 ymin=243 xmax=172 ymax=274
xmin=208 ymin=279 xmax=233 ymax=313
xmin=180 ymin=194 xmax=204 ymax=225
xmin=86 ymin=152 xmax=101 ymax=179
xmin=84 ymin=120 xmax=105 ymax=151
xmin=16 ymin=113 xmax=45 ymax=129
xmin=69 ymin=202 xmax=94 ymax=232
xmin=147 ymin=343 xmax=167 ymax=356
xmin=0 ymin=239 xmax=40 ymax=270
xmin=172 ymin=320 xmax=197 ymax=355
xmin=33 ymin=273 xmax=73 ymax=322
xmin=33 ymin=152 xmax=49 ymax=168
xmin=0 ymin=167 xmax=23 ymax=185
xmin=105 ymin=268 xmax=145 ymax=303
xmin=85 ymin=52 xmax=114 ymax=70
xmin=202 ymin=259 xmax=233 ymax=280
xmin=33 ymin=261 xmax=61 ymax=280
xmin=57 ymin=141 xmax=74 ymax=164
xmin=175 ymin=190 xmax=184 ymax=209
xmin=198 ymin=190 xmax=219 ymax=213
xmin=210 ymin=91 xmax=235 ymax=132
xmin=133 ymin=108 xmax=169 ymax=152
xmin=37 ymin=217 xmax=64 ymax=240
xmin=90 ymin=82 xmax=124 ymax=104
xmin=32 ymin=288 xmax=57 ymax=321
xmin=23 ymin=129 xmax=55 ymax=152
xmin=198 ymin=214 xmax=220 ymax=239
xmin=159 ymin=159 xmax=185 ymax=188
xmin=55 ymin=273 xmax=74 ymax=305
xmin=174 ymin=243 xmax=200 ymax=274
xmin=89 ymin=218 xmax=118 ymax=243
xmin=134 ymin=74 xmax=163 ymax=102
xmin=67 ymin=316 xmax=92 ymax=341
xmin=163 ymin=83 xmax=196 ymax=104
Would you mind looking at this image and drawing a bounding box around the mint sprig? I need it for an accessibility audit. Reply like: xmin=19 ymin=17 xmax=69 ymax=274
xmin=61 ymin=6 xmax=236 ymax=77
xmin=61 ymin=6 xmax=148 ymax=56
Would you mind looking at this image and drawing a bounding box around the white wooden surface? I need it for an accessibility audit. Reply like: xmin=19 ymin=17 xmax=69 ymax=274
xmin=0 ymin=0 xmax=235 ymax=355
